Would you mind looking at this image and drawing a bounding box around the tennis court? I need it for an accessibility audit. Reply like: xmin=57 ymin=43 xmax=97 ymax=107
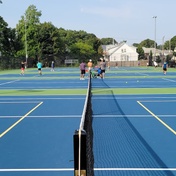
xmin=0 ymin=68 xmax=87 ymax=176
xmin=91 ymin=67 xmax=176 ymax=176
xmin=0 ymin=67 xmax=176 ymax=176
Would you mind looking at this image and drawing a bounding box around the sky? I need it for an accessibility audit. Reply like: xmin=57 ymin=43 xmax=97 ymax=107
xmin=0 ymin=0 xmax=176 ymax=45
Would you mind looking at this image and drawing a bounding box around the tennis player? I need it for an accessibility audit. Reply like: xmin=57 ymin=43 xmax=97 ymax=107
xmin=162 ymin=61 xmax=168 ymax=75
xmin=20 ymin=61 xmax=25 ymax=75
xmin=87 ymin=59 xmax=93 ymax=71
xmin=51 ymin=61 xmax=55 ymax=71
xmin=80 ymin=60 xmax=86 ymax=80
xmin=99 ymin=58 xmax=106 ymax=79
xmin=37 ymin=61 xmax=42 ymax=75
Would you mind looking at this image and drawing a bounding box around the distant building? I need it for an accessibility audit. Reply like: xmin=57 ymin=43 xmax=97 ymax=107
xmin=142 ymin=47 xmax=172 ymax=60
xmin=102 ymin=41 xmax=138 ymax=62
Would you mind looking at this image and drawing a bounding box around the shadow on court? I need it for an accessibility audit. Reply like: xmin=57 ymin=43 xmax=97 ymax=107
xmin=91 ymin=79 xmax=174 ymax=176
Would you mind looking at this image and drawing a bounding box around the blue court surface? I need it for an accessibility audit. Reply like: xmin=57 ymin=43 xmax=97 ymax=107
xmin=0 ymin=67 xmax=176 ymax=176
xmin=0 ymin=95 xmax=85 ymax=176
xmin=92 ymin=94 xmax=176 ymax=176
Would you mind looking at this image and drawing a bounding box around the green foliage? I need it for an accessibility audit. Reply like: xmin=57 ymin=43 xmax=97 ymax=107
xmin=2 ymin=4 xmax=176 ymax=70
xmin=132 ymin=43 xmax=139 ymax=47
xmin=164 ymin=40 xmax=170 ymax=50
xmin=149 ymin=50 xmax=153 ymax=66
xmin=0 ymin=16 xmax=21 ymax=57
xmin=136 ymin=46 xmax=145 ymax=60
xmin=101 ymin=38 xmax=117 ymax=45
xmin=70 ymin=42 xmax=95 ymax=62
xmin=139 ymin=39 xmax=155 ymax=48
xmin=163 ymin=36 xmax=176 ymax=51
xmin=16 ymin=5 xmax=42 ymax=58
xmin=170 ymin=36 xmax=176 ymax=51
xmin=57 ymin=28 xmax=101 ymax=62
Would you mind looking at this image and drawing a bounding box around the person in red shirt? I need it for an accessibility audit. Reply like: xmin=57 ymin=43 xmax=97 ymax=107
xmin=20 ymin=61 xmax=25 ymax=75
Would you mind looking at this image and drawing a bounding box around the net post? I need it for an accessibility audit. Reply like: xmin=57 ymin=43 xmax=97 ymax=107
xmin=73 ymin=129 xmax=87 ymax=176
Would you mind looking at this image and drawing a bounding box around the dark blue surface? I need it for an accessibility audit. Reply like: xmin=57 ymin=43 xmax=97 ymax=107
xmin=0 ymin=95 xmax=84 ymax=176
xmin=1 ymin=67 xmax=176 ymax=175
xmin=91 ymin=82 xmax=176 ymax=175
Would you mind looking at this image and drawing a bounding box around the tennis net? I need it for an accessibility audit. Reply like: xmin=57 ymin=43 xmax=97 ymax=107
xmin=73 ymin=71 xmax=94 ymax=176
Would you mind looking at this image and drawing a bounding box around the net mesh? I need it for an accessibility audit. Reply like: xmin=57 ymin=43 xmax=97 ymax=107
xmin=77 ymin=71 xmax=94 ymax=176
xmin=83 ymin=78 xmax=94 ymax=176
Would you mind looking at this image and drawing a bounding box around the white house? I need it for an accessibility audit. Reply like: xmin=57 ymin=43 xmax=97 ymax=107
xmin=102 ymin=42 xmax=138 ymax=62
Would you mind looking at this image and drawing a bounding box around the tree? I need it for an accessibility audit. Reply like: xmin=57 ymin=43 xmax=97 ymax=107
xmin=57 ymin=28 xmax=101 ymax=62
xmin=36 ymin=22 xmax=64 ymax=65
xmin=164 ymin=40 xmax=170 ymax=50
xmin=0 ymin=16 xmax=21 ymax=57
xmin=101 ymin=38 xmax=117 ymax=45
xmin=139 ymin=39 xmax=156 ymax=48
xmin=149 ymin=50 xmax=153 ymax=66
xmin=170 ymin=36 xmax=176 ymax=51
xmin=132 ymin=43 xmax=139 ymax=47
xmin=0 ymin=16 xmax=8 ymax=55
xmin=70 ymin=42 xmax=96 ymax=62
xmin=16 ymin=5 xmax=42 ymax=59
xmin=137 ymin=46 xmax=145 ymax=60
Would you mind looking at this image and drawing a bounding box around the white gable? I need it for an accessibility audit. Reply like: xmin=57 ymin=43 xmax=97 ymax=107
xmin=103 ymin=42 xmax=138 ymax=62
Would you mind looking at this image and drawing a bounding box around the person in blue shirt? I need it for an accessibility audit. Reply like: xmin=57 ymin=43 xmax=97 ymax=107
xmin=37 ymin=61 xmax=42 ymax=75
xmin=162 ymin=61 xmax=168 ymax=75
xmin=97 ymin=67 xmax=101 ymax=77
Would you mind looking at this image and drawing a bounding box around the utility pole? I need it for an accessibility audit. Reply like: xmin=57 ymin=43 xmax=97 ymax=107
xmin=24 ymin=16 xmax=28 ymax=68
xmin=153 ymin=16 xmax=157 ymax=61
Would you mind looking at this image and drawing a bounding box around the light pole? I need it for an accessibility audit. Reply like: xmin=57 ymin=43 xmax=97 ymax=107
xmin=24 ymin=17 xmax=28 ymax=68
xmin=162 ymin=36 xmax=165 ymax=62
xmin=153 ymin=16 xmax=157 ymax=61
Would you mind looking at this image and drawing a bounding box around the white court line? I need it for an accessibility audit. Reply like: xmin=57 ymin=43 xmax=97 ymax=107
xmin=0 ymin=86 xmax=88 ymax=89
xmin=0 ymin=168 xmax=73 ymax=172
xmin=0 ymin=114 xmax=175 ymax=119
xmin=0 ymin=101 xmax=41 ymax=103
xmin=1 ymin=168 xmax=176 ymax=172
xmin=0 ymin=79 xmax=20 ymax=86
xmin=0 ymin=97 xmax=85 ymax=100
xmin=139 ymin=100 xmax=176 ymax=102
xmin=0 ymin=102 xmax=43 ymax=138
xmin=0 ymin=115 xmax=81 ymax=118
xmin=162 ymin=78 xmax=176 ymax=82
xmin=92 ymin=97 xmax=176 ymax=100
xmin=135 ymin=72 xmax=149 ymax=76
xmin=137 ymin=101 xmax=176 ymax=135
xmin=17 ymin=82 xmax=87 ymax=84
xmin=92 ymin=114 xmax=176 ymax=118
xmin=0 ymin=93 xmax=176 ymax=101
xmin=94 ymin=168 xmax=176 ymax=171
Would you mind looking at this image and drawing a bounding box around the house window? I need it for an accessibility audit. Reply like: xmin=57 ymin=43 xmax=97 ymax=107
xmin=121 ymin=54 xmax=127 ymax=61
xmin=121 ymin=49 xmax=126 ymax=53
